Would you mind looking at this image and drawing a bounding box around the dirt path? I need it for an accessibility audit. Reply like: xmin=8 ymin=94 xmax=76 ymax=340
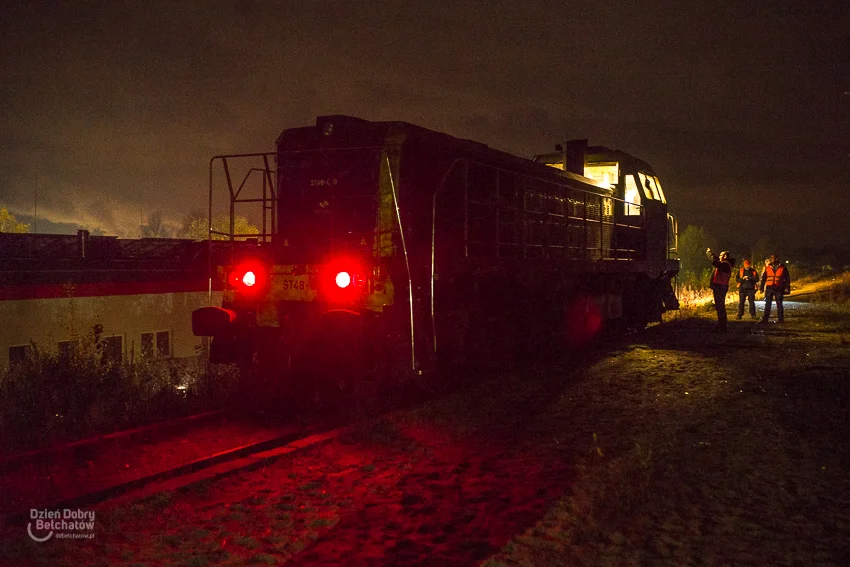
xmin=484 ymin=303 xmax=850 ymax=566
xmin=2 ymin=301 xmax=848 ymax=566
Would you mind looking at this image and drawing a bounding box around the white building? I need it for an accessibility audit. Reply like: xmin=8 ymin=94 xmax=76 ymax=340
xmin=0 ymin=232 xmax=223 ymax=369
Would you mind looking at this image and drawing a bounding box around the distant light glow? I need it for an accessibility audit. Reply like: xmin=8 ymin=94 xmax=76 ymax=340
xmin=243 ymin=271 xmax=256 ymax=287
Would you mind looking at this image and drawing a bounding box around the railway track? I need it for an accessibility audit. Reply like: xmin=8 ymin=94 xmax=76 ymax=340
xmin=0 ymin=339 xmax=587 ymax=529
xmin=1 ymin=410 xmax=347 ymax=526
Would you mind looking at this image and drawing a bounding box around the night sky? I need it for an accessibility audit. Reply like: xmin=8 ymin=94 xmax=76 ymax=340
xmin=2 ymin=1 xmax=848 ymax=260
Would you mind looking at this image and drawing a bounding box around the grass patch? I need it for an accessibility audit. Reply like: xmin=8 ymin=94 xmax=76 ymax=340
xmin=158 ymin=533 xmax=182 ymax=549
xmin=343 ymin=417 xmax=409 ymax=446
xmin=298 ymin=481 xmax=323 ymax=492
xmin=308 ymin=517 xmax=337 ymax=529
xmin=235 ymin=536 xmax=261 ymax=549
xmin=188 ymin=528 xmax=211 ymax=540
xmin=225 ymin=511 xmax=247 ymax=523
xmin=146 ymin=491 xmax=173 ymax=510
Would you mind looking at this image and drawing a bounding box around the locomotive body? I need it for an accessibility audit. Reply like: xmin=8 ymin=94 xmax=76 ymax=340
xmin=193 ymin=116 xmax=679 ymax=391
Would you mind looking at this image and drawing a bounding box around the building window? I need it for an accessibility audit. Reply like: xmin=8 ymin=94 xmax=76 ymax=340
xmin=141 ymin=333 xmax=154 ymax=358
xmin=142 ymin=331 xmax=171 ymax=358
xmin=8 ymin=344 xmax=32 ymax=368
xmin=100 ymin=335 xmax=123 ymax=364
xmin=156 ymin=331 xmax=170 ymax=357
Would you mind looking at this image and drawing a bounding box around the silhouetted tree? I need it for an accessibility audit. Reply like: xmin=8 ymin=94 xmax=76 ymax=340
xmin=751 ymin=236 xmax=775 ymax=268
xmin=140 ymin=211 xmax=172 ymax=238
xmin=0 ymin=206 xmax=31 ymax=233
xmin=176 ymin=209 xmax=259 ymax=241
xmin=678 ymin=225 xmax=718 ymax=288
xmin=176 ymin=210 xmax=207 ymax=240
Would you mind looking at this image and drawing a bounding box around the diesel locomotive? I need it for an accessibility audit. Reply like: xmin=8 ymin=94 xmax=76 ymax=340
xmin=192 ymin=116 xmax=679 ymax=395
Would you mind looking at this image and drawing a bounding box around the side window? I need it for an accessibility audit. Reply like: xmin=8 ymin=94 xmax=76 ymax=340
xmin=101 ymin=335 xmax=123 ymax=364
xmin=142 ymin=331 xmax=171 ymax=358
xmin=623 ymin=175 xmax=642 ymax=216
xmin=156 ymin=331 xmax=171 ymax=357
xmin=637 ymin=172 xmax=653 ymax=200
xmin=653 ymin=176 xmax=666 ymax=203
xmin=638 ymin=172 xmax=661 ymax=201
xmin=141 ymin=332 xmax=154 ymax=358
xmin=583 ymin=163 xmax=618 ymax=188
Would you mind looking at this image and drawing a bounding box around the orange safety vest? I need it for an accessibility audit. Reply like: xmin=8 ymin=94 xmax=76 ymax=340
xmin=764 ymin=264 xmax=785 ymax=287
xmin=739 ymin=266 xmax=757 ymax=279
xmin=712 ymin=262 xmax=731 ymax=286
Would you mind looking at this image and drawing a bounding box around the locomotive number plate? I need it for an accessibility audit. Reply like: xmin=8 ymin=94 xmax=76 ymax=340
xmin=281 ymin=278 xmax=308 ymax=292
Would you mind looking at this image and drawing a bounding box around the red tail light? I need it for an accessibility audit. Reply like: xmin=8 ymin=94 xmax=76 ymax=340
xmin=228 ymin=260 xmax=267 ymax=294
xmin=335 ymin=271 xmax=352 ymax=289
xmin=321 ymin=257 xmax=367 ymax=302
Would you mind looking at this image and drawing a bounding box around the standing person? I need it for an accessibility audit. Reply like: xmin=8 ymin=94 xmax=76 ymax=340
xmin=759 ymin=254 xmax=791 ymax=323
xmin=707 ymin=248 xmax=734 ymax=331
xmin=736 ymin=259 xmax=759 ymax=319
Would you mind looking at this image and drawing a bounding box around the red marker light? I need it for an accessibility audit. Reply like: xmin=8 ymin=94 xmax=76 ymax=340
xmin=320 ymin=257 xmax=368 ymax=303
xmin=335 ymin=271 xmax=351 ymax=288
xmin=228 ymin=260 xmax=267 ymax=293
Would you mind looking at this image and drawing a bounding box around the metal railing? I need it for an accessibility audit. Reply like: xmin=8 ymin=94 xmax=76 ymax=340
xmin=205 ymin=152 xmax=276 ymax=303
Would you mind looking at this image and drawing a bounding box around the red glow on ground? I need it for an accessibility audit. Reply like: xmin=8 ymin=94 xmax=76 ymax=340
xmin=564 ymin=293 xmax=604 ymax=349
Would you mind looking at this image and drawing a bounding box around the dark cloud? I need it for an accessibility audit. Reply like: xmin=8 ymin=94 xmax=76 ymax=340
xmin=1 ymin=0 xmax=848 ymax=250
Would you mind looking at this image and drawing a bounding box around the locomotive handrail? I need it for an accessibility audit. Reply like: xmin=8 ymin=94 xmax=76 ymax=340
xmin=667 ymin=212 xmax=679 ymax=259
xmin=385 ymin=154 xmax=417 ymax=373
xmin=206 ymin=152 xmax=277 ymax=305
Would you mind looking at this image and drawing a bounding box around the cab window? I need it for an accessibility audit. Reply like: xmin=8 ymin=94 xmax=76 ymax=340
xmin=637 ymin=172 xmax=661 ymax=201
xmin=653 ymin=176 xmax=666 ymax=203
xmin=623 ymin=175 xmax=642 ymax=215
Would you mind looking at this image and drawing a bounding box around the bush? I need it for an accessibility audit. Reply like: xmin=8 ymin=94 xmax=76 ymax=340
xmin=0 ymin=332 xmax=241 ymax=451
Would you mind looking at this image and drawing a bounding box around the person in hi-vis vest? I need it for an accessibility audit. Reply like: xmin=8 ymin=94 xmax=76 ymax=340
xmin=707 ymin=248 xmax=735 ymax=331
xmin=759 ymin=254 xmax=791 ymax=323
xmin=736 ymin=259 xmax=759 ymax=319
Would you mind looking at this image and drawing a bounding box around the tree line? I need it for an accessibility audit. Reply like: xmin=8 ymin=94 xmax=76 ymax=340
xmin=0 ymin=206 xmax=258 ymax=241
xmin=677 ymin=224 xmax=844 ymax=289
xmin=0 ymin=206 xmax=30 ymax=233
xmin=139 ymin=210 xmax=259 ymax=240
